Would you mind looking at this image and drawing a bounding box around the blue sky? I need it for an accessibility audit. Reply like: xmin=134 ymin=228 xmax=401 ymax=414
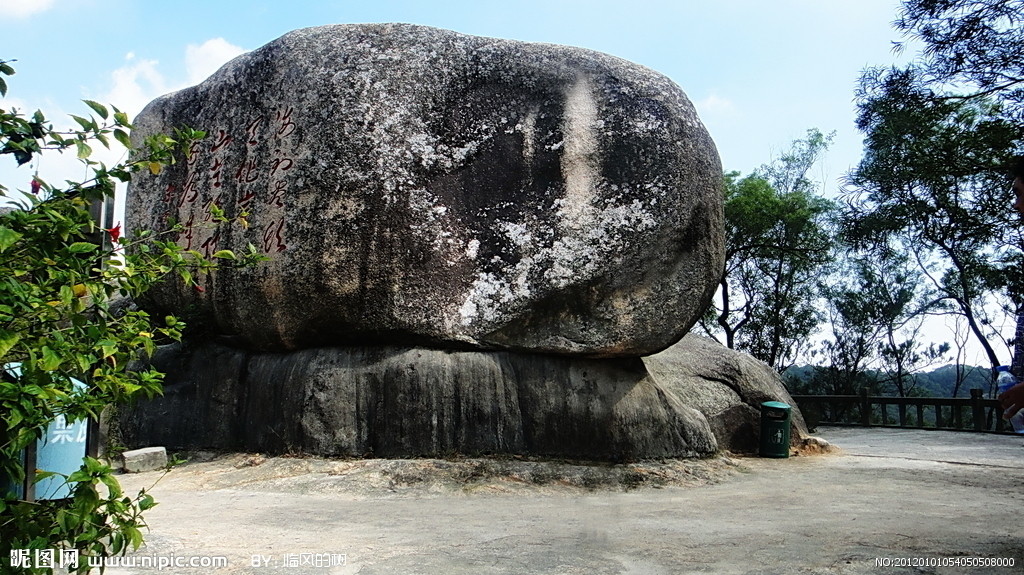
xmin=1 ymin=0 xmax=908 ymax=184
xmin=12 ymin=1 xmax=994 ymax=365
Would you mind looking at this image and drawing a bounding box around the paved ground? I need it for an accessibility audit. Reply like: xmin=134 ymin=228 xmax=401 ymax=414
xmin=104 ymin=427 xmax=1024 ymax=575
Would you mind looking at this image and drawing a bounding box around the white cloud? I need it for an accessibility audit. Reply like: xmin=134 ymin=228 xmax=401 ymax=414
xmin=0 ymin=0 xmax=55 ymax=19
xmin=694 ymin=93 xmax=738 ymax=118
xmin=105 ymin=54 xmax=171 ymax=119
xmin=185 ymin=38 xmax=247 ymax=85
xmin=102 ymin=38 xmax=246 ymax=119
xmin=96 ymin=40 xmax=246 ymax=232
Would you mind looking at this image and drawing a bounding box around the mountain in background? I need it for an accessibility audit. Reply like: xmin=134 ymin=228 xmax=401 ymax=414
xmin=783 ymin=364 xmax=995 ymax=398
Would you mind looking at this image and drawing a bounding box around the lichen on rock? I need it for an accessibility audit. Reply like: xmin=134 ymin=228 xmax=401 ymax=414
xmin=127 ymin=23 xmax=724 ymax=357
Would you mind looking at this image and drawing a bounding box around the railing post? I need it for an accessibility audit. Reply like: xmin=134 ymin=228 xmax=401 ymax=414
xmin=970 ymin=388 xmax=985 ymax=431
xmin=860 ymin=387 xmax=871 ymax=426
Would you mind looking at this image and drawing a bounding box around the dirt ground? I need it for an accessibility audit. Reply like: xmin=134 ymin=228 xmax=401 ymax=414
xmin=100 ymin=427 xmax=1024 ymax=575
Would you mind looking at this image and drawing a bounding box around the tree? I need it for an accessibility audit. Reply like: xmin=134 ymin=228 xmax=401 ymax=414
xmin=892 ymin=0 xmax=1024 ymax=122
xmin=702 ymin=129 xmax=836 ymax=371
xmin=0 ymin=60 xmax=262 ymax=573
xmin=820 ymin=244 xmax=949 ymax=397
xmin=847 ymin=2 xmax=1024 ymax=378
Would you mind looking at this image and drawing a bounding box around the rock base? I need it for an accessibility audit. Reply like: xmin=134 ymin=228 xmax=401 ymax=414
xmin=122 ymin=342 xmax=717 ymax=462
xmin=643 ymin=334 xmax=809 ymax=452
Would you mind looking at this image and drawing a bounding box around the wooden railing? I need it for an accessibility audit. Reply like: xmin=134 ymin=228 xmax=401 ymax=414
xmin=791 ymin=388 xmax=1019 ymax=434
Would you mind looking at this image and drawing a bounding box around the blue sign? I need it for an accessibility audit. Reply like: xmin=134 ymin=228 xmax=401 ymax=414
xmin=2 ymin=363 xmax=90 ymax=500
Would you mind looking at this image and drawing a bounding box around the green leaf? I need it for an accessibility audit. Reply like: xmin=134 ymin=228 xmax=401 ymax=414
xmin=0 ymin=329 xmax=19 ymax=358
xmin=75 ymin=354 xmax=93 ymax=374
xmin=84 ymin=456 xmax=108 ymax=473
xmin=83 ymin=100 xmax=109 ymax=119
xmin=212 ymin=249 xmax=237 ymax=260
xmin=111 ymin=532 xmax=125 ymax=554
xmin=40 ymin=346 xmax=62 ymax=371
xmin=126 ymin=525 xmax=144 ymax=550
xmin=6 ymin=408 xmax=22 ymax=430
xmin=68 ymin=242 xmax=98 ymax=254
xmin=0 ymin=77 xmax=6 ymax=97
xmin=66 ymin=469 xmax=91 ymax=483
xmin=100 ymin=474 xmax=122 ymax=498
xmin=114 ymin=128 xmax=131 ymax=148
xmin=76 ymin=140 xmax=93 ymax=159
xmin=139 ymin=492 xmax=156 ymax=510
xmin=98 ymin=339 xmax=117 ymax=359
xmin=33 ymin=470 xmax=58 ymax=483
xmin=70 ymin=114 xmax=94 ymax=131
xmin=0 ymin=225 xmax=22 ymax=252
xmin=0 ymin=62 xmax=13 ymax=75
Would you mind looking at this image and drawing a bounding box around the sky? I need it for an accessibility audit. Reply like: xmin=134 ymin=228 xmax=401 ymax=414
xmin=7 ymin=0 xmax=998 ymax=367
xmin=0 ymin=0 xmax=909 ymax=183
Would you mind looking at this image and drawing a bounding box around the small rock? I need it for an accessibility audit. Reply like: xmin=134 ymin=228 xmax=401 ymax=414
xmin=796 ymin=436 xmax=836 ymax=456
xmin=236 ymin=454 xmax=267 ymax=468
xmin=120 ymin=446 xmax=167 ymax=473
xmin=803 ymin=436 xmax=831 ymax=448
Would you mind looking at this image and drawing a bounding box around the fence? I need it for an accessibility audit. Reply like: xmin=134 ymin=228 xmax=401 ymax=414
xmin=791 ymin=388 xmax=1018 ymax=434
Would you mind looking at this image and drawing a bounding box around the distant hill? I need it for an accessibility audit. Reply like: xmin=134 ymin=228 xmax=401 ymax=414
xmin=913 ymin=364 xmax=992 ymax=397
xmin=783 ymin=363 xmax=995 ymax=398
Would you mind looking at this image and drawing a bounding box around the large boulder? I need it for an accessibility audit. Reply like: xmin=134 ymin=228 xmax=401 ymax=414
xmin=644 ymin=334 xmax=809 ymax=453
xmin=127 ymin=23 xmax=724 ymax=357
xmin=121 ymin=343 xmax=718 ymax=461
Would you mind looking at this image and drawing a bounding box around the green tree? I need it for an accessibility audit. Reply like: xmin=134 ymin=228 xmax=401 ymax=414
xmin=892 ymin=0 xmax=1024 ymax=121
xmin=820 ymin=244 xmax=949 ymax=397
xmin=847 ymin=0 xmax=1024 ymax=382
xmin=702 ymin=129 xmax=836 ymax=370
xmin=0 ymin=60 xmax=262 ymax=573
xmin=847 ymin=18 xmax=1023 ymax=377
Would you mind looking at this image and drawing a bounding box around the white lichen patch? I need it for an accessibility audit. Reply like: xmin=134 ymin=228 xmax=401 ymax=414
xmin=498 ymin=221 xmax=532 ymax=247
xmin=459 ymin=258 xmax=537 ymax=325
xmin=459 ymin=194 xmax=661 ymax=324
xmin=558 ymin=76 xmax=600 ymax=228
xmin=630 ymin=107 xmax=666 ymax=133
xmin=407 ymin=188 xmax=462 ymax=260
xmin=517 ymin=108 xmax=538 ymax=164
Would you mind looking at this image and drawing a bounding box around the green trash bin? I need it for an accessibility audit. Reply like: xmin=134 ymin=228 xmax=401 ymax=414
xmin=759 ymin=401 xmax=791 ymax=458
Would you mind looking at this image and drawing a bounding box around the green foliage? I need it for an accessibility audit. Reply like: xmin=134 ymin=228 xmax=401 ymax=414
xmin=3 ymin=457 xmax=156 ymax=574
xmin=893 ymin=0 xmax=1024 ymax=121
xmin=817 ymin=247 xmax=950 ymax=397
xmin=703 ymin=129 xmax=836 ymax=370
xmin=846 ymin=2 xmax=1024 ymax=372
xmin=0 ymin=60 xmax=264 ymax=573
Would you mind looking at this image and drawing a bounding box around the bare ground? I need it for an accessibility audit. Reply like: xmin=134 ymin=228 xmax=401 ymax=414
xmin=103 ymin=427 xmax=1024 ymax=575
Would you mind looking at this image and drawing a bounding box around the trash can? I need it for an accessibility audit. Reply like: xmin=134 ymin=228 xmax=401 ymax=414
xmin=759 ymin=401 xmax=792 ymax=458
